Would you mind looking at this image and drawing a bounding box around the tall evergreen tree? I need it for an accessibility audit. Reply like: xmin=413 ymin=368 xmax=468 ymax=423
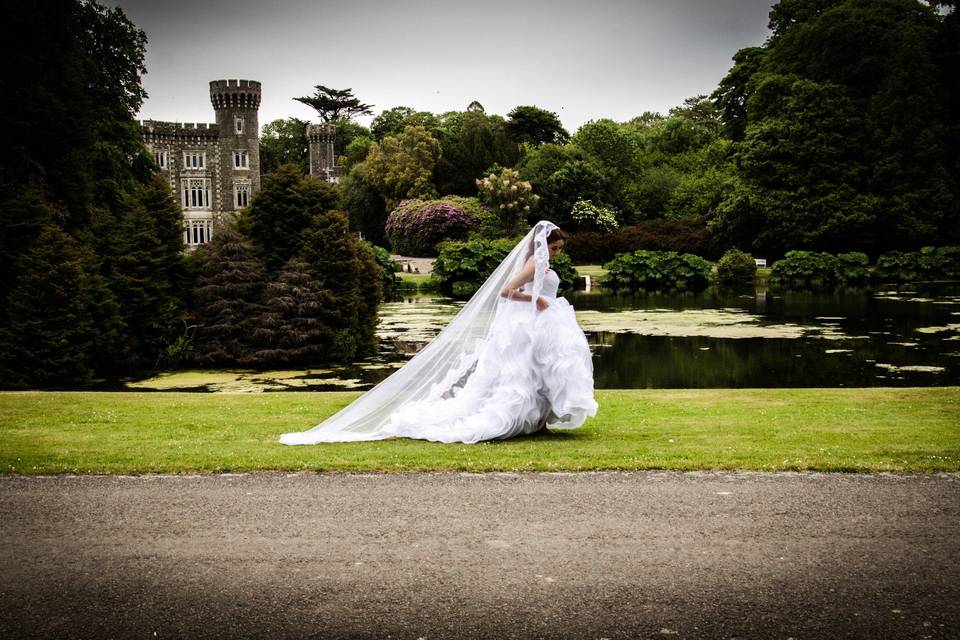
xmin=0 ymin=1 xmax=186 ymax=386
xmin=191 ymin=229 xmax=268 ymax=367
xmin=245 ymin=164 xmax=340 ymax=274
xmin=252 ymin=258 xmax=338 ymax=366
xmin=0 ymin=226 xmax=97 ymax=388
xmin=300 ymin=210 xmax=381 ymax=361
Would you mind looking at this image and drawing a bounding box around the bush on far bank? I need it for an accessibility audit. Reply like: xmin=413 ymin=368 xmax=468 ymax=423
xmin=602 ymin=250 xmax=713 ymax=292
xmin=565 ymin=218 xmax=718 ymax=264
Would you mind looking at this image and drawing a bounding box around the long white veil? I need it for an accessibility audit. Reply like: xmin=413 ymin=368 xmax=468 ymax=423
xmin=280 ymin=220 xmax=558 ymax=444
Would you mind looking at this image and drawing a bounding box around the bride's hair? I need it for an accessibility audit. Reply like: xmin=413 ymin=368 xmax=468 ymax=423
xmin=523 ymin=223 xmax=565 ymax=262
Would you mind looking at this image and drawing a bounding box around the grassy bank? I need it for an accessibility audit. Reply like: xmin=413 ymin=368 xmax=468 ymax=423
xmin=1 ymin=388 xmax=957 ymax=474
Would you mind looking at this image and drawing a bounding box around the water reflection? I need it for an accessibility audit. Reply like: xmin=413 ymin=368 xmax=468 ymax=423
xmin=365 ymin=286 xmax=960 ymax=389
xmin=575 ymin=285 xmax=960 ymax=387
xmin=127 ymin=284 xmax=960 ymax=391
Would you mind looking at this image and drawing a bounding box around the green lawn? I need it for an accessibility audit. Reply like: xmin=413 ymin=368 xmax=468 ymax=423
xmin=576 ymin=265 xmax=609 ymax=279
xmin=1 ymin=388 xmax=957 ymax=474
xmin=397 ymin=272 xmax=435 ymax=284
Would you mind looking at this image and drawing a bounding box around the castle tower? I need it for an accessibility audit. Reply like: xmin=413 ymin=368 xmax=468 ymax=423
xmin=210 ymin=79 xmax=261 ymax=217
xmin=307 ymin=123 xmax=339 ymax=182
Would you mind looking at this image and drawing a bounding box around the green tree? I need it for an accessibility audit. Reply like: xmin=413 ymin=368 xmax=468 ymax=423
xmin=506 ymin=105 xmax=570 ymax=146
xmin=0 ymin=0 xmax=188 ymax=386
xmin=0 ymin=226 xmax=97 ymax=387
xmin=371 ymin=106 xmax=416 ymax=140
xmin=299 ymin=210 xmax=381 ymax=361
xmin=712 ymin=47 xmax=767 ymax=141
xmin=712 ymin=0 xmax=957 ymax=253
xmin=476 ymin=168 xmax=540 ymax=235
xmin=366 ymin=125 xmax=442 ymax=207
xmin=252 ymin=258 xmax=338 ymax=367
xmin=294 ymin=85 xmax=374 ymax=123
xmin=342 ymin=135 xmax=373 ymax=170
xmin=331 ymin=118 xmax=372 ymax=161
xmin=434 ymin=111 xmax=520 ymax=196
xmin=259 ymin=118 xmax=310 ymax=175
xmin=339 ymin=162 xmax=389 ymax=245
xmin=245 ymin=164 xmax=340 ymax=274
xmin=107 ymin=175 xmax=187 ymax=371
xmin=190 ymin=229 xmax=268 ymax=367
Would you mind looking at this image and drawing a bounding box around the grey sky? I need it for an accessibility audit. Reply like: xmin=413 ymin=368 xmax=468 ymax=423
xmin=111 ymin=0 xmax=774 ymax=133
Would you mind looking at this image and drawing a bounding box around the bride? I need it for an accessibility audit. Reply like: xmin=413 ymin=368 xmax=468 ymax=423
xmin=280 ymin=220 xmax=597 ymax=445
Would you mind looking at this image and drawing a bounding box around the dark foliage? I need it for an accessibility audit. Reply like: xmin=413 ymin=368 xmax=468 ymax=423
xmin=251 ymin=258 xmax=339 ymax=367
xmin=874 ymin=246 xmax=960 ymax=282
xmin=300 ymin=210 xmax=382 ymax=361
xmin=711 ymin=0 xmax=959 ymax=254
xmin=339 ymin=164 xmax=388 ymax=245
xmin=603 ymin=250 xmax=714 ymax=292
xmin=717 ymin=249 xmax=758 ymax=287
xmin=190 ymin=229 xmax=268 ymax=367
xmin=566 ymin=219 xmax=719 ymax=264
xmin=294 ymin=85 xmax=374 ymax=123
xmin=769 ymin=250 xmax=870 ymax=290
xmin=0 ymin=0 xmax=186 ymax=387
xmin=245 ymin=164 xmax=339 ymax=275
xmin=364 ymin=242 xmax=402 ymax=301
xmin=0 ymin=225 xmax=98 ymax=387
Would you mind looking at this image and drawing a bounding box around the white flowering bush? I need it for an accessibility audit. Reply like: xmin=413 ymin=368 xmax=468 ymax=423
xmin=475 ymin=168 xmax=539 ymax=234
xmin=570 ymin=199 xmax=619 ymax=233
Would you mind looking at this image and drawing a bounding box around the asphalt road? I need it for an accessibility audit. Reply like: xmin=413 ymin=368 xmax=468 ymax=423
xmin=1 ymin=472 xmax=957 ymax=639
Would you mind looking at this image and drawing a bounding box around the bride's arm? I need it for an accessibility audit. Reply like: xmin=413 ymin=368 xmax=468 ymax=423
xmin=500 ymin=257 xmax=549 ymax=309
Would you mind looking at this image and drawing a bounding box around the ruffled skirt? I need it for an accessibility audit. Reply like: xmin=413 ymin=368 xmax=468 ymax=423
xmin=383 ymin=297 xmax=598 ymax=444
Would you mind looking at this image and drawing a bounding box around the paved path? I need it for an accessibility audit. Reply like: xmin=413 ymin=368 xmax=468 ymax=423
xmin=1 ymin=472 xmax=958 ymax=639
xmin=392 ymin=255 xmax=434 ymax=275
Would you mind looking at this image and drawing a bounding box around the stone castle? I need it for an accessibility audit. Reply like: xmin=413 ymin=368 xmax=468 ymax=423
xmin=141 ymin=79 xmax=337 ymax=247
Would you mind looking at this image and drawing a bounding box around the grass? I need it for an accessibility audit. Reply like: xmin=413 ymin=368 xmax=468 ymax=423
xmin=576 ymin=265 xmax=609 ymax=279
xmin=1 ymin=388 xmax=958 ymax=474
xmin=397 ymin=272 xmax=435 ymax=284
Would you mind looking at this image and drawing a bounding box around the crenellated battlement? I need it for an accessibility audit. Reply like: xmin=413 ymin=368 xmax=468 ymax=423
xmin=306 ymin=123 xmax=337 ymax=143
xmin=210 ymin=79 xmax=261 ymax=110
xmin=141 ymin=120 xmax=220 ymax=141
xmin=140 ymin=78 xmax=264 ymax=249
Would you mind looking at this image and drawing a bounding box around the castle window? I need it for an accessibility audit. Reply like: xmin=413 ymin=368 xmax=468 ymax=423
xmin=182 ymin=178 xmax=211 ymax=209
xmin=183 ymin=151 xmax=205 ymax=169
xmin=233 ymin=151 xmax=249 ymax=169
xmin=184 ymin=219 xmax=213 ymax=246
xmin=235 ymin=118 xmax=244 ymax=134
xmin=154 ymin=150 xmax=168 ymax=169
xmin=235 ymin=183 xmax=250 ymax=208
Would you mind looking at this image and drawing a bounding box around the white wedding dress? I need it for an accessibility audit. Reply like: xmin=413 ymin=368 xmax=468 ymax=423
xmin=280 ymin=221 xmax=598 ymax=445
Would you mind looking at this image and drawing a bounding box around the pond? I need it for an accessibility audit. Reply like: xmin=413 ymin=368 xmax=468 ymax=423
xmin=128 ymin=284 xmax=960 ymax=392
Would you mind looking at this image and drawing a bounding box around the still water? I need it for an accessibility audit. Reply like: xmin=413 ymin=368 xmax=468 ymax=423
xmin=577 ymin=286 xmax=960 ymax=388
xmin=129 ymin=285 xmax=960 ymax=392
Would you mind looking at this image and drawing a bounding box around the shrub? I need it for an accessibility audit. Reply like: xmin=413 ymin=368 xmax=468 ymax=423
xmin=385 ymin=196 xmax=482 ymax=256
xmin=476 ymin=168 xmax=539 ymax=235
xmin=602 ymin=250 xmax=713 ymax=292
xmin=364 ymin=242 xmax=402 ymax=300
xmin=549 ymin=251 xmax=579 ymax=292
xmin=836 ymin=252 xmax=870 ymax=286
xmin=567 ymin=218 xmax=717 ymax=264
xmin=432 ymin=239 xmax=511 ymax=296
xmin=874 ymin=246 xmax=960 ymax=283
xmin=433 ymin=238 xmax=577 ymax=298
xmin=769 ymin=250 xmax=869 ymax=290
xmin=570 ymin=199 xmax=619 ymax=233
xmin=717 ymin=248 xmax=756 ymax=287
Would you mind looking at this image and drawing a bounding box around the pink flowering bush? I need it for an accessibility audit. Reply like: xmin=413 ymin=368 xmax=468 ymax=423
xmin=385 ymin=197 xmax=483 ymax=256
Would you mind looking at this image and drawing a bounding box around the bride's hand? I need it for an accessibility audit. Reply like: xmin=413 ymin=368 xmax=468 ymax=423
xmin=536 ymin=296 xmax=550 ymax=311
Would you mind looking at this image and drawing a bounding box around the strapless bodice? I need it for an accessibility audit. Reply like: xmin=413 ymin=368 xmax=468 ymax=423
xmin=541 ymin=269 xmax=560 ymax=299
